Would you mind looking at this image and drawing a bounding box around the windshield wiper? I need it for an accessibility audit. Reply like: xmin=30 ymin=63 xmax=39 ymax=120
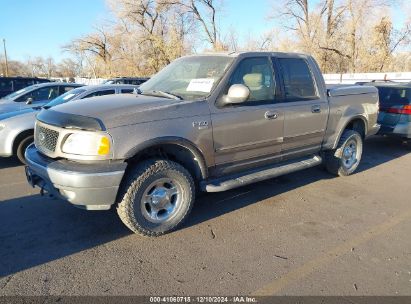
xmin=141 ymin=90 xmax=183 ymax=100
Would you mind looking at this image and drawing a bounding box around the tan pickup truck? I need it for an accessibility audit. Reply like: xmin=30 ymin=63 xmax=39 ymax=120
xmin=25 ymin=52 xmax=380 ymax=236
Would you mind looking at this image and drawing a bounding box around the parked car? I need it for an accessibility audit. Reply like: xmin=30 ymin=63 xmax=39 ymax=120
xmin=25 ymin=52 xmax=379 ymax=236
xmin=0 ymin=82 xmax=83 ymax=114
xmin=361 ymin=82 xmax=411 ymax=145
xmin=103 ymin=77 xmax=149 ymax=85
xmin=0 ymin=84 xmax=139 ymax=164
xmin=0 ymin=77 xmax=51 ymax=98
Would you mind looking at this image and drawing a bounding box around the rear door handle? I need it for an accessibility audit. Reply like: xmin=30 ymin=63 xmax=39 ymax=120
xmin=311 ymin=105 xmax=321 ymax=113
xmin=264 ymin=111 xmax=278 ymax=120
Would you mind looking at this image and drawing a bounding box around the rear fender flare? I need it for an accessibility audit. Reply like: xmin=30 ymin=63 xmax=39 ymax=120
xmin=331 ymin=115 xmax=368 ymax=149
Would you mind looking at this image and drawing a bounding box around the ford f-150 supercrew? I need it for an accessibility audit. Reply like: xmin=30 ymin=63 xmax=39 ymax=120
xmin=24 ymin=52 xmax=380 ymax=236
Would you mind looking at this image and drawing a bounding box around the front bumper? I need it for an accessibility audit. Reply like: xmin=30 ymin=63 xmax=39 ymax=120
xmin=25 ymin=144 xmax=127 ymax=210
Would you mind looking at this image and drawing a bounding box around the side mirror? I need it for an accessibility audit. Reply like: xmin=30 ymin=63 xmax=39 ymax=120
xmin=26 ymin=97 xmax=33 ymax=105
xmin=221 ymin=84 xmax=250 ymax=105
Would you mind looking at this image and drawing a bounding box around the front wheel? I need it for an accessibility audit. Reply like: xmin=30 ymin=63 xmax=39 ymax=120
xmin=324 ymin=130 xmax=363 ymax=176
xmin=16 ymin=135 xmax=34 ymax=164
xmin=117 ymin=159 xmax=195 ymax=237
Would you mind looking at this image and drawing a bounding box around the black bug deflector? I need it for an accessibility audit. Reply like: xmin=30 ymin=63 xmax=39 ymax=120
xmin=37 ymin=109 xmax=105 ymax=131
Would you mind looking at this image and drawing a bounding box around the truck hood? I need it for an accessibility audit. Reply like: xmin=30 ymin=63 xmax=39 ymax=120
xmin=47 ymin=94 xmax=198 ymax=129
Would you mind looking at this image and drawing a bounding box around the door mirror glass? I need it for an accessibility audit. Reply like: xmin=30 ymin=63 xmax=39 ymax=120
xmin=26 ymin=97 xmax=33 ymax=105
xmin=221 ymin=84 xmax=250 ymax=105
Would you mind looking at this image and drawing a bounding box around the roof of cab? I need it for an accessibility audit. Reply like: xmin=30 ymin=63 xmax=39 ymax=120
xmin=185 ymin=51 xmax=311 ymax=59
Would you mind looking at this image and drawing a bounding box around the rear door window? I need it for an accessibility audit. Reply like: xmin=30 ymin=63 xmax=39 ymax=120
xmin=277 ymin=58 xmax=318 ymax=101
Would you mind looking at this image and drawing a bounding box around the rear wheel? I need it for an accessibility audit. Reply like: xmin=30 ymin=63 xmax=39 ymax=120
xmin=16 ymin=135 xmax=34 ymax=165
xmin=325 ymin=130 xmax=363 ymax=176
xmin=117 ymin=159 xmax=195 ymax=237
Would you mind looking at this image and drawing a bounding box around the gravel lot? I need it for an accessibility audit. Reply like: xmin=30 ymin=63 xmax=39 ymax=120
xmin=0 ymin=136 xmax=410 ymax=296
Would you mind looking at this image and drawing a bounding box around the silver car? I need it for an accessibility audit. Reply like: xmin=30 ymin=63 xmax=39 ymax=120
xmin=0 ymin=82 xmax=83 ymax=114
xmin=0 ymin=84 xmax=139 ymax=163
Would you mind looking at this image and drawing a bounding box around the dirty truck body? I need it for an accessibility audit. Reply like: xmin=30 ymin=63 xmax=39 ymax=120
xmin=25 ymin=52 xmax=379 ymax=236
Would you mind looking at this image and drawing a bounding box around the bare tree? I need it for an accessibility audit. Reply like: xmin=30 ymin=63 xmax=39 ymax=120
xmin=63 ymin=25 xmax=113 ymax=77
xmin=373 ymin=17 xmax=411 ymax=71
xmin=162 ymin=0 xmax=223 ymax=50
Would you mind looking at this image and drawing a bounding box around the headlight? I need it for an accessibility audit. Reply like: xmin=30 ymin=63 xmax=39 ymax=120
xmin=0 ymin=124 xmax=5 ymax=131
xmin=61 ymin=133 xmax=112 ymax=156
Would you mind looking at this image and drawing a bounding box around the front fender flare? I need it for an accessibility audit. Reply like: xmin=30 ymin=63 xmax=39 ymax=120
xmin=124 ymin=136 xmax=209 ymax=179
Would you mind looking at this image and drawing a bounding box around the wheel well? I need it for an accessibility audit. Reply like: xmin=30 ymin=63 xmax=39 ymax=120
xmin=126 ymin=144 xmax=206 ymax=182
xmin=12 ymin=129 xmax=34 ymax=154
xmin=345 ymin=119 xmax=366 ymax=138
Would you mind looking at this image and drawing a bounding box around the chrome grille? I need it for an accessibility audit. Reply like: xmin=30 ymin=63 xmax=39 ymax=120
xmin=35 ymin=124 xmax=59 ymax=152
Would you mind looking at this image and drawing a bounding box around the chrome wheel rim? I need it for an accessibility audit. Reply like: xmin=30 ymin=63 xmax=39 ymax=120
xmin=140 ymin=178 xmax=182 ymax=224
xmin=342 ymin=138 xmax=358 ymax=169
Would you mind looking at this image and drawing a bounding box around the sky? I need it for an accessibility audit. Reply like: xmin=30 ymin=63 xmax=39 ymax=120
xmin=0 ymin=0 xmax=111 ymax=61
xmin=0 ymin=0 xmax=273 ymax=62
xmin=0 ymin=0 xmax=407 ymax=62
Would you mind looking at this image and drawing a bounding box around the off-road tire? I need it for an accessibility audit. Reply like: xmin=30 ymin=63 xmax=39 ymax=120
xmin=16 ymin=135 xmax=34 ymax=165
xmin=117 ymin=159 xmax=195 ymax=237
xmin=324 ymin=130 xmax=363 ymax=177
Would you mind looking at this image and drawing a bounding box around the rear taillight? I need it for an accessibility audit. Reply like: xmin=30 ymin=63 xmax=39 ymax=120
xmin=385 ymin=105 xmax=411 ymax=115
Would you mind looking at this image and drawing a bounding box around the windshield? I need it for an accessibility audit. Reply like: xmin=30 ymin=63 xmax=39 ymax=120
xmin=2 ymin=85 xmax=36 ymax=99
xmin=139 ymin=55 xmax=234 ymax=100
xmin=43 ymin=88 xmax=86 ymax=108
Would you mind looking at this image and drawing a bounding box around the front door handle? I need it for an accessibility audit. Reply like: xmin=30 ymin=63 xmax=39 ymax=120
xmin=311 ymin=105 xmax=321 ymax=113
xmin=264 ymin=111 xmax=278 ymax=120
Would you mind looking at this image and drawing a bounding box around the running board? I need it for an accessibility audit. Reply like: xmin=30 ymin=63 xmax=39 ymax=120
xmin=201 ymin=155 xmax=322 ymax=193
